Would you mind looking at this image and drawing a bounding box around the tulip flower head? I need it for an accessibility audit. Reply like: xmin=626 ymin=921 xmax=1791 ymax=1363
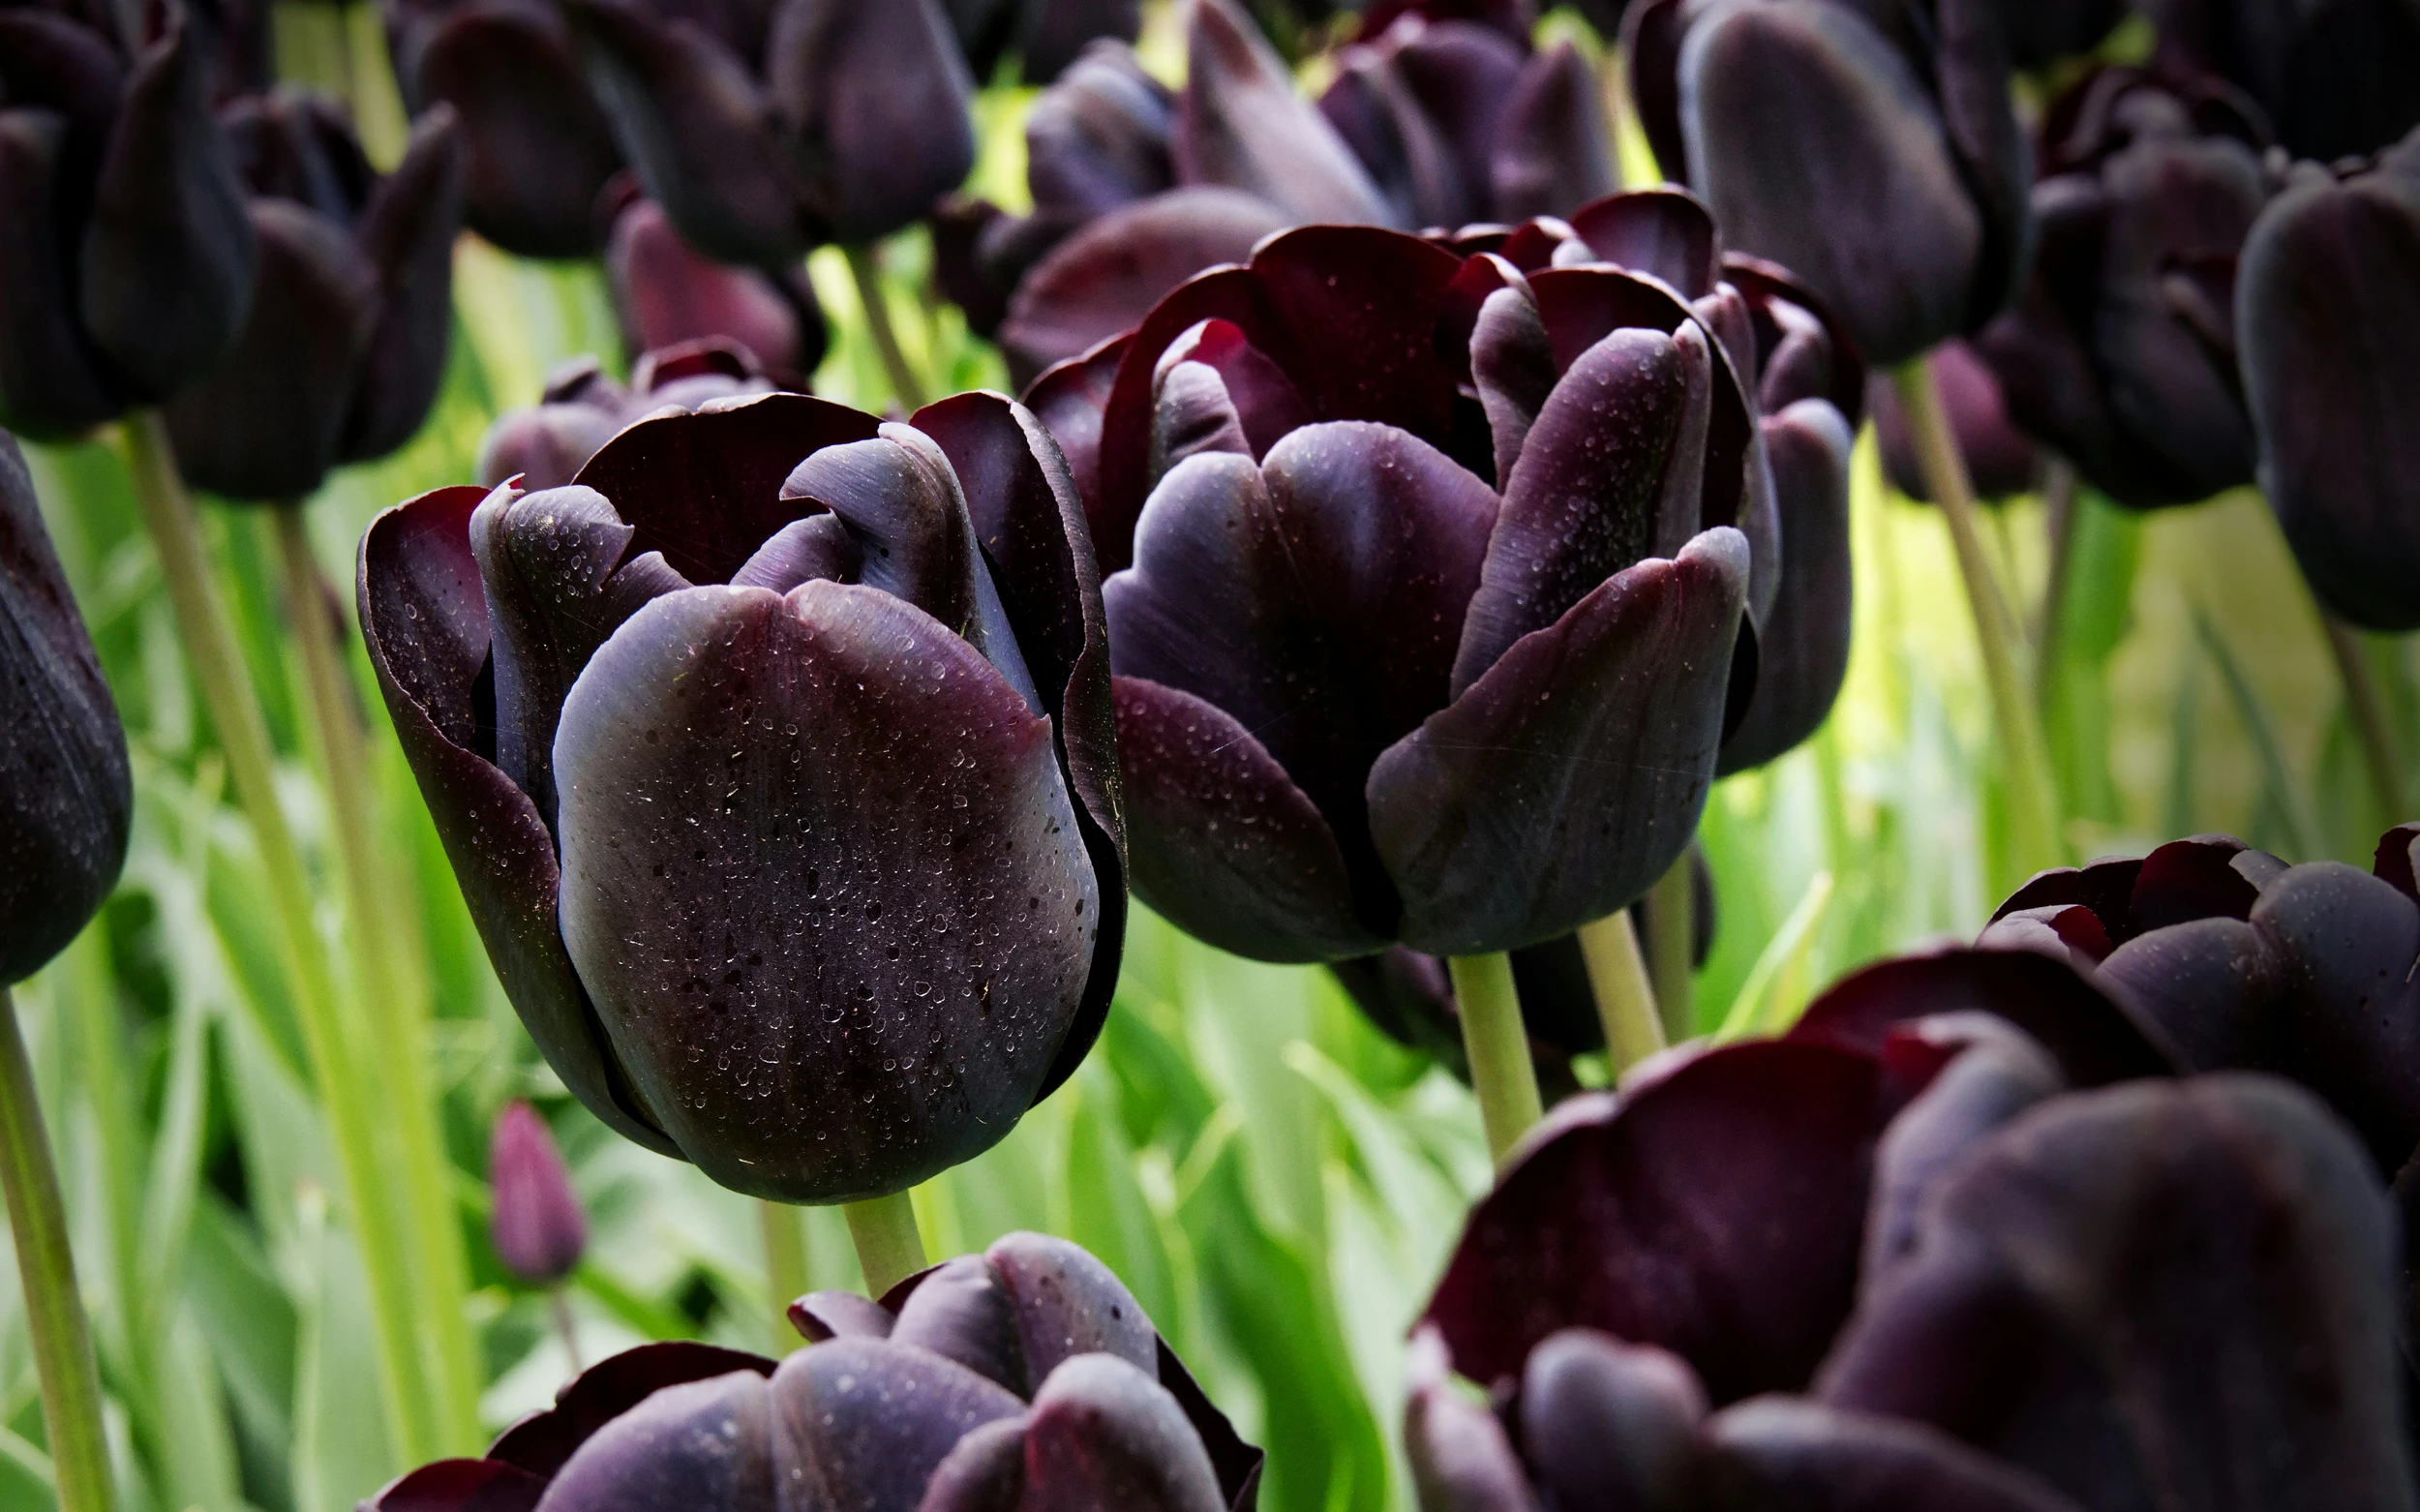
xmin=2236 ymin=127 xmax=2420 ymax=630
xmin=602 ymin=183 xmax=828 ymax=382
xmin=164 ymin=90 xmax=467 ymax=502
xmin=2146 ymin=0 xmax=2420 ymax=161
xmin=0 ymin=0 xmax=258 ymax=438
xmin=361 ymin=390 xmax=1124 ymax=1202
xmin=363 ymin=1232 xmax=1263 ymax=1512
xmin=487 ymin=1100 xmax=588 ymax=1287
xmin=0 ymin=429 xmax=130 ymax=984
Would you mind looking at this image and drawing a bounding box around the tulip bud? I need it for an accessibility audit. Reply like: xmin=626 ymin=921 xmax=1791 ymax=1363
xmin=2237 ymin=129 xmax=2420 ymax=630
xmin=603 ymin=186 xmax=827 ymax=381
xmin=486 ymin=1100 xmax=587 ymax=1285
xmin=364 ymin=391 xmax=1124 ymax=1201
xmin=0 ymin=0 xmax=257 ymax=438
xmin=365 ymin=1233 xmax=1262 ymax=1512
xmin=0 ymin=429 xmax=131 ymax=984
xmin=2146 ymin=0 xmax=2420 ymax=161
xmin=164 ymin=92 xmax=467 ymax=502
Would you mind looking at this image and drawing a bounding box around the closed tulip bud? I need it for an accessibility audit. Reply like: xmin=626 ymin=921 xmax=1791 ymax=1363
xmin=363 ymin=390 xmax=1125 ymax=1202
xmin=382 ymin=0 xmax=625 ymax=258
xmin=0 ymin=0 xmax=257 ymax=438
xmin=486 ymin=1100 xmax=587 ymax=1286
xmin=0 ymin=429 xmax=130 ymax=984
xmin=363 ymin=1232 xmax=1262 ymax=1512
xmin=1869 ymin=338 xmax=2039 ymax=502
xmin=947 ymin=0 xmax=1141 ymax=85
xmin=2236 ymin=129 xmax=2420 ymax=630
xmin=2146 ymin=0 xmax=2420 ymax=161
xmin=1628 ymin=0 xmax=2033 ymax=365
xmin=164 ymin=93 xmax=465 ymax=502
xmin=603 ymin=186 xmax=827 ymax=382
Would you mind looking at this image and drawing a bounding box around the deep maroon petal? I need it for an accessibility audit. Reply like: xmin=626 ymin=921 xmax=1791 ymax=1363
xmin=488 ymin=1341 xmax=777 ymax=1477
xmin=1723 ymin=253 xmax=1867 ymax=427
xmin=772 ymin=1337 xmax=1028 ymax=1512
xmin=917 ymin=1417 xmax=1025 ymax=1512
xmin=1565 ymin=188 xmax=1719 ymax=298
xmin=1018 ymin=1353 xmax=1226 ymax=1512
xmin=1403 ymin=1329 xmax=1536 ymax=1512
xmin=607 ymin=196 xmax=810 ymax=378
xmin=889 ymin=1255 xmax=1034 ymax=1396
xmin=1716 ymin=400 xmax=1853 ymax=773
xmin=1175 ymin=0 xmax=1395 ymax=227
xmin=985 ymin=1230 xmax=1159 ymax=1388
xmin=2095 ymin=916 xmax=2278 ymax=1074
xmin=1516 ymin=1330 xmax=1706 ymax=1512
xmin=788 ymin=1290 xmax=896 ymax=1345
xmin=572 ymin=391 xmax=880 ymax=585
xmin=1491 ymin=43 xmax=1617 ymax=224
xmin=2376 ymin=823 xmax=2420 ymax=899
xmin=0 ymin=110 xmax=118 ymax=438
xmin=1468 ymin=280 xmax=1557 ymax=490
xmin=344 ymin=106 xmax=467 ymax=463
xmin=763 ymin=0 xmax=975 ymax=245
xmin=2129 ymin=832 xmax=2266 ymax=933
xmin=1109 ymin=675 xmax=1381 ymax=963
xmin=1699 ymin=1400 xmax=2083 ymax=1512
xmin=1422 ymin=1040 xmax=1884 ymax=1401
xmin=1372 ymin=529 xmax=1747 ymax=957
xmin=413 ymin=6 xmax=624 ymax=259
xmin=532 ymin=1370 xmax=774 ymax=1512
xmin=1990 ymin=855 xmax=2143 ymax=940
xmin=1818 ymin=1075 xmax=2413 ymax=1510
xmin=553 ymin=582 xmax=1098 ymax=1202
xmin=1023 ymin=332 xmax=1127 ymax=535
xmin=1787 ymin=948 xmax=2178 ymax=1087
xmin=780 ymin=428 xmax=984 ymax=638
xmin=363 ymin=1459 xmax=548 ymax=1512
xmin=997 ymin=187 xmax=1288 ymax=390
xmin=358 ymin=487 xmax=681 ymax=1158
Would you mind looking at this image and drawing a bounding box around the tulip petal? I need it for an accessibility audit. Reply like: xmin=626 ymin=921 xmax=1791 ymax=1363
xmin=789 ymin=1290 xmax=896 ymax=1345
xmin=765 ymin=0 xmax=976 ymax=245
xmin=2096 ymin=916 xmax=2277 ymax=1073
xmin=1516 ymin=1330 xmax=1706 ymax=1512
xmin=1022 ymin=1354 xmax=1228 ymax=1512
xmin=917 ymin=1416 xmax=1025 ymax=1512
xmin=1700 ymin=1400 xmax=2083 ymax=1512
xmin=1787 ymin=948 xmax=2177 ymax=1087
xmin=574 ymin=390 xmax=880 ymax=585
xmin=608 ymin=196 xmax=813 ymax=377
xmin=1176 ymin=0 xmax=1396 ymax=227
xmin=1421 ymin=1040 xmax=1884 ymax=1400
xmin=1468 ymin=282 xmax=1557 ymax=490
xmin=986 ymin=1230 xmax=1159 ymax=1386
xmin=1723 ymin=253 xmax=1868 ymax=427
xmin=1110 ymin=674 xmax=1382 ymax=962
xmin=554 ymin=581 xmax=1098 ymax=1202
xmin=1373 ymin=529 xmax=1746 ymax=956
xmin=533 ymin=1370 xmax=774 ymax=1512
xmin=772 ymin=1337 xmax=1029 ymax=1512
xmin=1818 ymin=1075 xmax=2414 ymax=1510
xmin=359 ymin=486 xmax=681 ymax=1156
xmin=0 ymin=430 xmax=130 ymax=984
xmin=1022 ymin=0 xmax=1144 ymax=86
xmin=489 ymin=1341 xmax=777 ymax=1477
xmin=77 ymin=5 xmax=257 ymax=400
xmin=414 ymin=7 xmax=624 ymax=259
xmin=1491 ymin=43 xmax=1618 ymax=225
xmin=1404 ymin=1331 xmax=1536 ymax=1512
xmin=1678 ymin=0 xmax=1981 ymax=365
xmin=1024 ymin=40 xmax=1174 ymax=218
xmin=2376 ymin=823 xmax=2420 ymax=899
xmin=1154 ymin=318 xmax=1313 ymax=464
xmin=1023 ymin=333 xmax=1126 ymax=532
xmin=1717 ymin=399 xmax=1853 ymax=773
xmin=998 ymin=187 xmax=1288 ymax=391
xmin=346 ymin=106 xmax=468 ymax=463
xmin=1565 ymin=187 xmax=1719 ymax=299
xmin=891 ymin=1255 xmax=1034 ymax=1396
xmin=780 ymin=429 xmax=983 ymax=640
xmin=365 ymin=1459 xmax=549 ymax=1512
xmin=1152 ymin=1339 xmax=1265 ymax=1512
xmin=0 ymin=109 xmax=118 ymax=438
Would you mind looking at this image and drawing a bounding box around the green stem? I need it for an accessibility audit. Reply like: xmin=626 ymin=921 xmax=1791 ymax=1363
xmin=1448 ymin=953 xmax=1544 ymax=1165
xmin=758 ymin=1199 xmax=811 ymax=1354
xmin=549 ymin=1288 xmax=584 ymax=1376
xmin=843 ymin=1193 xmax=927 ymax=1299
xmin=2320 ymin=614 xmax=2409 ymax=821
xmin=1644 ymin=857 xmax=1695 ymax=1043
xmin=1891 ymin=358 xmax=2064 ymax=881
xmin=843 ymin=244 xmax=928 ymax=411
xmin=0 ymin=986 xmax=115 ymax=1512
xmin=118 ymin=412 xmax=439 ymax=1466
xmin=1576 ymin=912 xmax=1666 ymax=1075
xmin=273 ymin=506 xmax=481 ymax=1454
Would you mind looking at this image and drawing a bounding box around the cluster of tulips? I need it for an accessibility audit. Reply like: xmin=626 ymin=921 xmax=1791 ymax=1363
xmin=2 ymin=0 xmax=2419 ymax=1508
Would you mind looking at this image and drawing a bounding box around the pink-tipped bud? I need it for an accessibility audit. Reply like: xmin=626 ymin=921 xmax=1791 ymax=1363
xmin=488 ymin=1100 xmax=588 ymax=1285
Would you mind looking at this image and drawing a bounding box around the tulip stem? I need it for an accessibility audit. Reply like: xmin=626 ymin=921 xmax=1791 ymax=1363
xmin=1891 ymin=358 xmax=2064 ymax=882
xmin=2319 ymin=613 xmax=2409 ymax=821
xmin=1645 ymin=857 xmax=1695 ymax=1042
xmin=272 ymin=504 xmax=482 ymax=1454
xmin=843 ymin=244 xmax=927 ymax=412
xmin=1449 ymin=953 xmax=1544 ymax=1164
xmin=549 ymin=1288 xmax=584 ymax=1376
xmin=0 ymin=987 xmax=116 ymax=1512
xmin=118 ymin=411 xmax=439 ymax=1466
xmin=843 ymin=1192 xmax=928 ymax=1299
xmin=1577 ymin=912 xmax=1666 ymax=1075
xmin=758 ymin=1199 xmax=811 ymax=1353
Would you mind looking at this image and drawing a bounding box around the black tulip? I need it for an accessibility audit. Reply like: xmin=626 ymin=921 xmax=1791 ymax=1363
xmin=1176 ymin=0 xmax=1398 ymax=227
xmin=1626 ymin=0 xmax=2033 ymax=365
xmin=2236 ymin=128 xmax=2420 ymax=630
xmin=2147 ymin=0 xmax=2420 ymax=161
xmin=602 ymin=182 xmax=827 ymax=382
xmin=0 ymin=0 xmax=257 ymax=438
xmin=165 ymin=91 xmax=466 ymax=502
xmin=0 ymin=428 xmax=130 ymax=985
xmin=362 ymin=390 xmax=1125 ymax=1202
xmin=363 ymin=1232 xmax=1263 ymax=1512
xmin=382 ymin=0 xmax=626 ymax=258
xmin=487 ymin=1099 xmax=587 ymax=1286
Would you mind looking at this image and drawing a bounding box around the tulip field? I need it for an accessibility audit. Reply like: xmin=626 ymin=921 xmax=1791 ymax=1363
xmin=3 ymin=2 xmax=2419 ymax=1511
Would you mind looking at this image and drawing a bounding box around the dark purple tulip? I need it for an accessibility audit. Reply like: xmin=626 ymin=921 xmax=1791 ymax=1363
xmin=1319 ymin=17 xmax=1617 ymax=229
xmin=945 ymin=0 xmax=1140 ymax=84
xmin=565 ymin=0 xmax=973 ymax=264
xmin=602 ymin=184 xmax=827 ymax=382
xmin=0 ymin=427 xmax=130 ymax=984
xmin=1870 ymin=338 xmax=2040 ymax=503
xmin=474 ymin=340 xmax=783 ymax=492
xmin=1970 ymin=66 xmax=2273 ymax=509
xmin=382 ymin=0 xmax=625 ymax=258
xmin=1355 ymin=0 xmax=1537 ymax=46
xmin=2237 ymin=128 xmax=2420 ymax=630
xmin=487 ymin=1099 xmax=587 ymax=1286
xmin=360 ymin=390 xmax=1124 ymax=1201
xmin=1990 ymin=0 xmax=2125 ymax=71
xmin=363 ymin=1233 xmax=1262 ymax=1512
xmin=2147 ymin=0 xmax=2420 ymax=161
xmin=1176 ymin=0 xmax=1396 ymax=226
xmin=1626 ymin=0 xmax=2033 ymax=365
xmin=164 ymin=91 xmax=466 ymax=502
xmin=0 ymin=0 xmax=257 ymax=438
xmin=1040 ymin=221 xmax=1751 ymax=962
